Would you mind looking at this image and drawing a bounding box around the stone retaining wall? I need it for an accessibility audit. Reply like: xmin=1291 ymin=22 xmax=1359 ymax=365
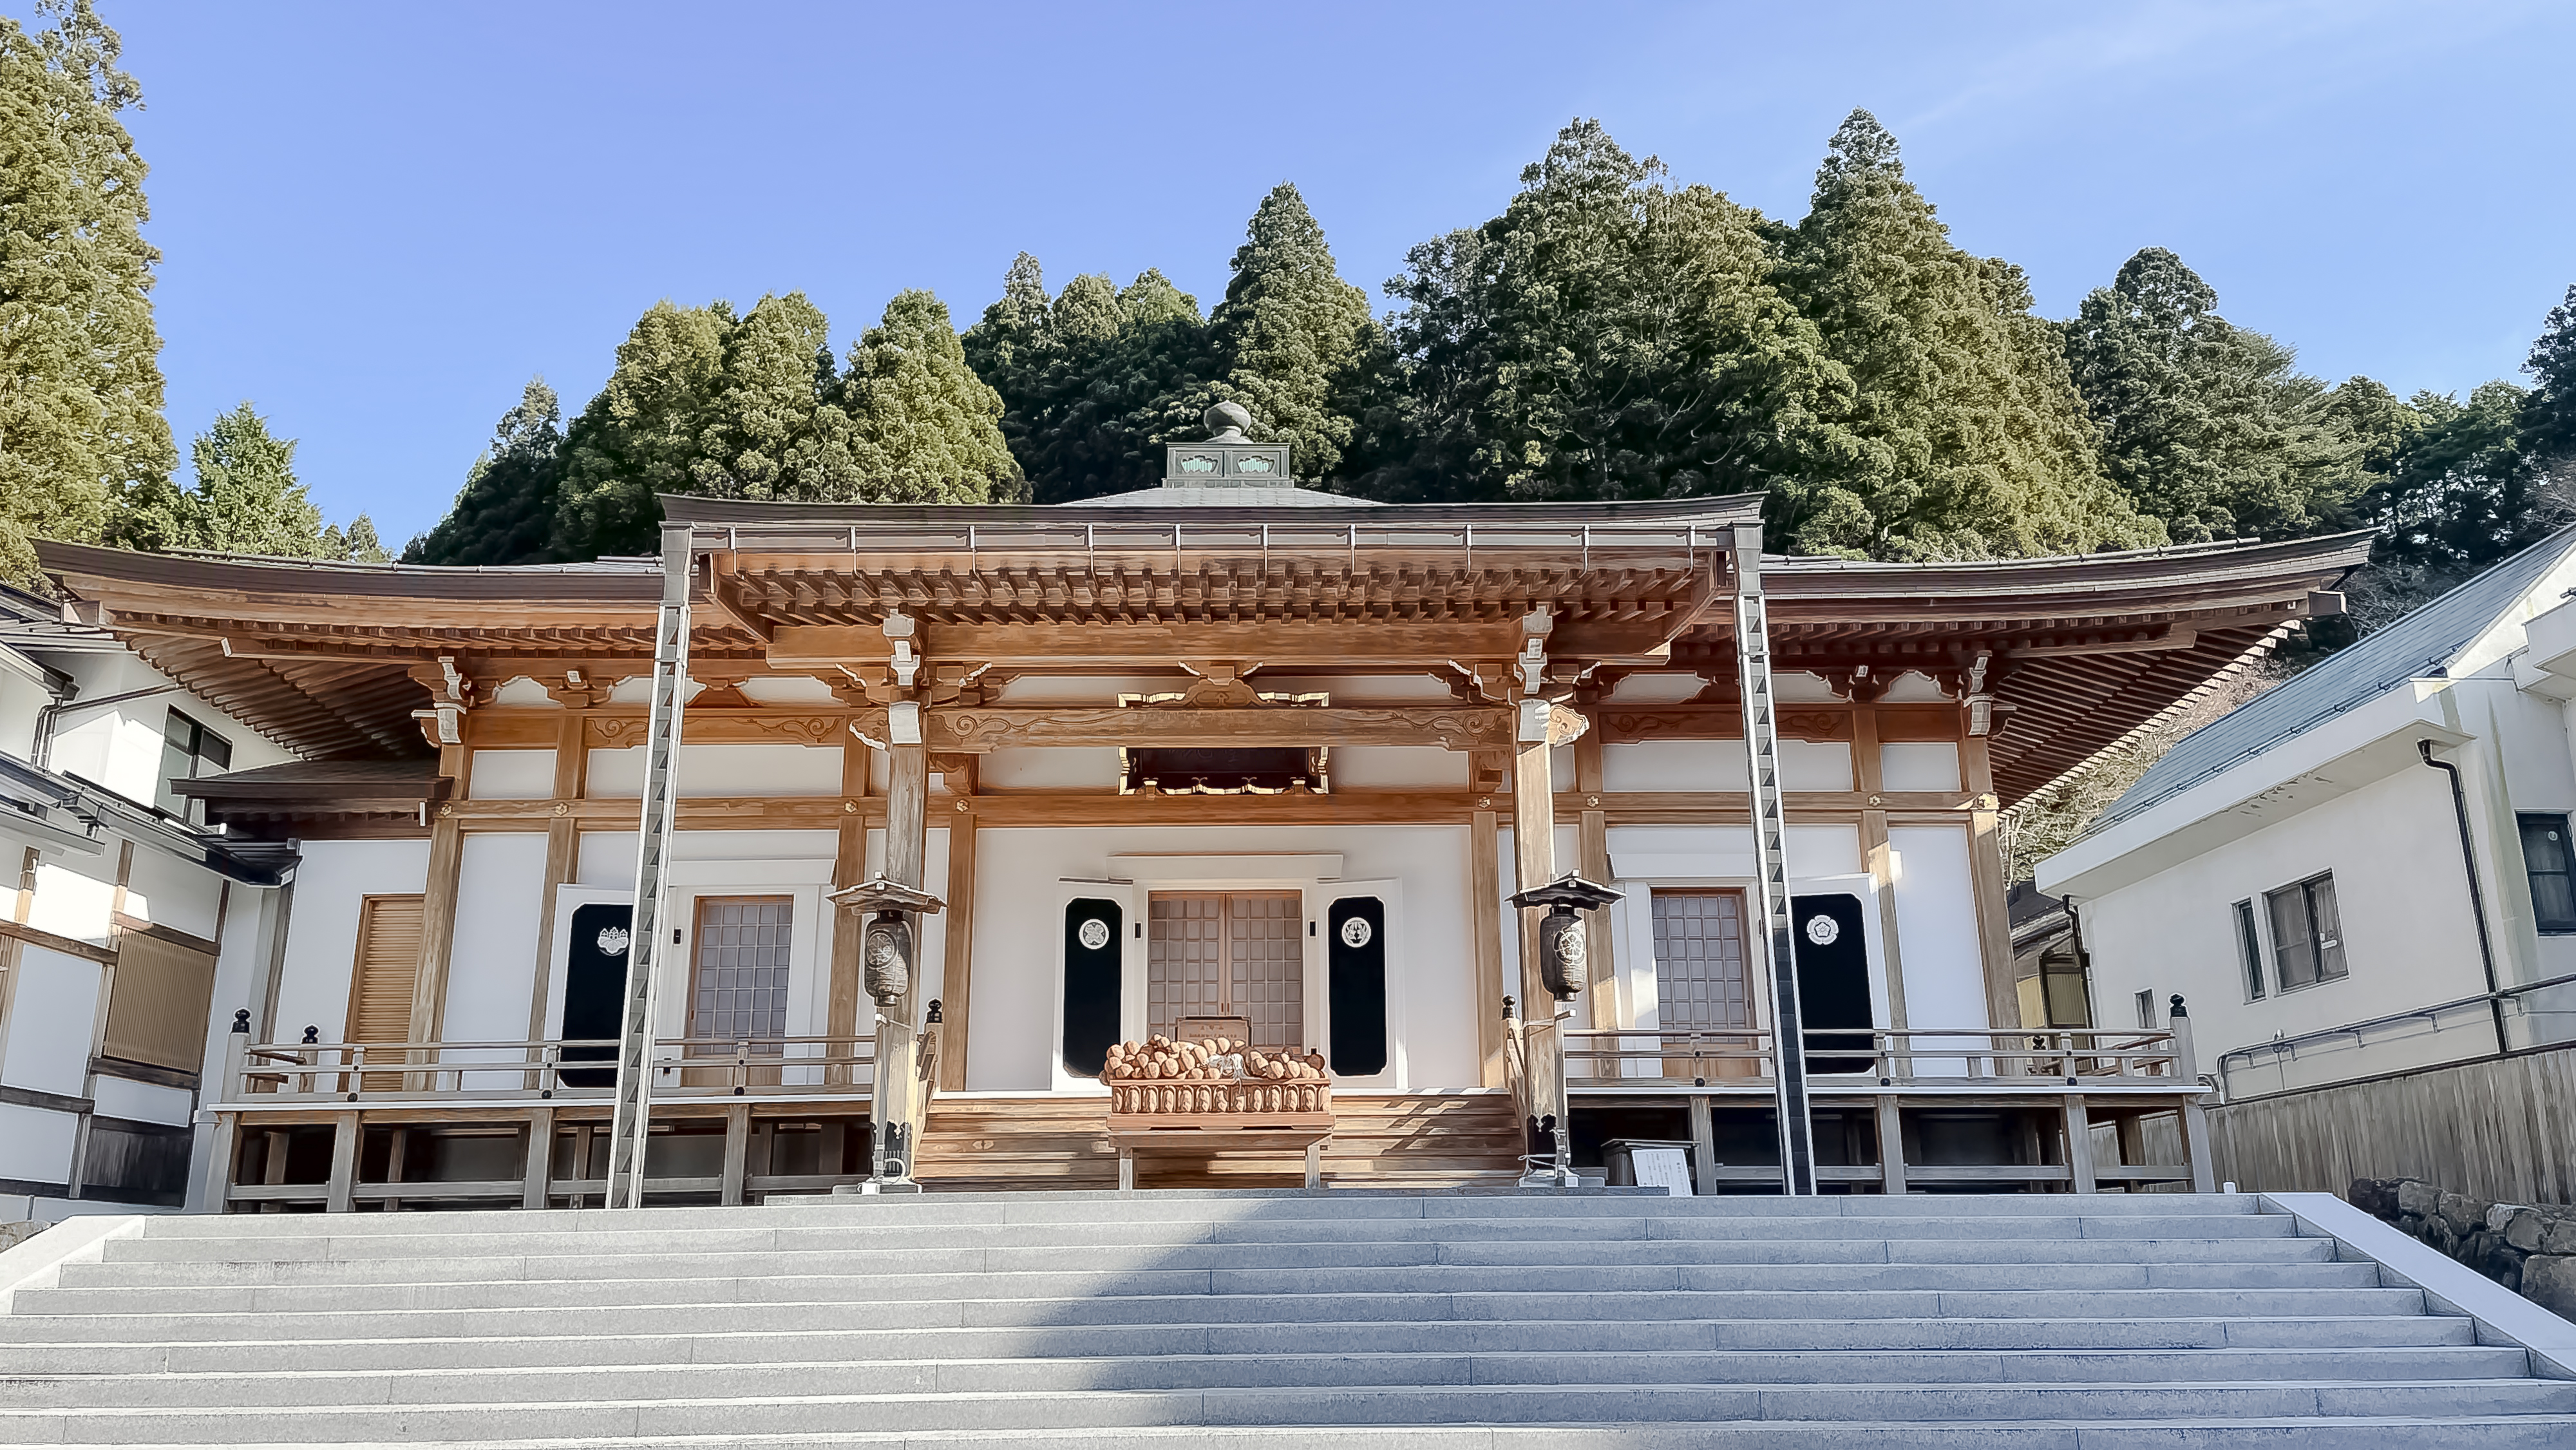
xmin=2349 ymin=1176 xmax=2576 ymax=1320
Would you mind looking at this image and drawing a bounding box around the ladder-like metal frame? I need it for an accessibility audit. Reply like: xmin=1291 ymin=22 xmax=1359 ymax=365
xmin=1730 ymin=526 xmax=1819 ymax=1196
xmin=606 ymin=525 xmax=694 ymax=1210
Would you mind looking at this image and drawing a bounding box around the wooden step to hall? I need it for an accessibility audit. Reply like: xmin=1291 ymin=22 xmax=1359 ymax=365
xmin=916 ymin=1092 xmax=1522 ymax=1192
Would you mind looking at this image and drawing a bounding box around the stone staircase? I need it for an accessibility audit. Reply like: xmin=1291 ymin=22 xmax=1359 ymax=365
xmin=5 ymin=1192 xmax=2574 ymax=1446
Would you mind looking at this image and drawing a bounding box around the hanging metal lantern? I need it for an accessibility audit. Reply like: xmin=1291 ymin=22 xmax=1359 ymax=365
xmin=1509 ymin=873 xmax=1625 ymax=1002
xmin=863 ymin=911 xmax=912 ymax=1006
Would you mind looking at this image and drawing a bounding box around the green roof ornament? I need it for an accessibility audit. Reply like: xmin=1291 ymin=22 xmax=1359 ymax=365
xmin=1164 ymin=402 xmax=1294 ymax=490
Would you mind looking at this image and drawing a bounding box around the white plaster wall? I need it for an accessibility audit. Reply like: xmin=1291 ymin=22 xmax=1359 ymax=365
xmin=468 ymin=750 xmax=556 ymax=800
xmin=0 ymin=945 xmax=101 ymax=1096
xmin=1605 ymin=741 xmax=1744 ymax=792
xmin=1599 ymin=739 xmax=1846 ymax=792
xmin=1604 ymin=673 xmax=1708 ymax=704
xmin=585 ymin=743 xmax=842 ymax=799
xmin=2079 ymin=765 xmax=2497 ymax=1094
xmin=203 ymin=882 xmax=281 ymax=1081
xmin=24 ymin=855 xmax=120 ymax=946
xmin=1888 ymin=825 xmax=1988 ymax=1035
xmin=576 ymin=828 xmax=841 ymax=890
xmin=91 ymin=1074 xmax=192 ymax=1127
xmin=271 ymin=839 xmax=431 ymax=1044
xmin=488 ymin=677 xmax=562 ymax=707
xmin=440 ymin=833 xmax=549 ymax=1077
xmin=119 ymin=846 xmax=224 ymax=941
xmin=1332 ymin=747 xmax=1467 ymax=789
xmin=968 ymin=825 xmax=1476 ymax=1094
xmin=1783 ymin=740 xmax=1852 ymax=790
xmin=41 ymin=651 xmax=293 ymax=808
xmin=738 ymin=675 xmax=842 ymax=704
xmin=1881 ymin=741 xmax=1962 ymax=792
xmin=981 ymin=748 xmax=1120 ymax=791
xmin=0 ymin=1105 xmax=77 ymax=1185
xmin=0 ymin=668 xmax=48 ymax=760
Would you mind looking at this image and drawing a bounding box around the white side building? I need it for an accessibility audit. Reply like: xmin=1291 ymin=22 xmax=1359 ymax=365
xmin=2040 ymin=529 xmax=2576 ymax=1100
xmin=0 ymin=584 xmax=294 ymax=1221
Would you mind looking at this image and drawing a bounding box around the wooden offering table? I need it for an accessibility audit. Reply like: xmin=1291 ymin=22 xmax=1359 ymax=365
xmin=1108 ymin=1115 xmax=1335 ymax=1190
xmin=1101 ymin=1035 xmax=1337 ymax=1189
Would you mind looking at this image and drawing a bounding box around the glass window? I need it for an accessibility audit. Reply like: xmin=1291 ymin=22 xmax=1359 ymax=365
xmin=2233 ymin=899 xmax=2266 ymax=1000
xmin=2266 ymin=873 xmax=2348 ymax=989
xmin=155 ymin=709 xmax=232 ymax=820
xmin=2519 ymin=814 xmax=2576 ymax=933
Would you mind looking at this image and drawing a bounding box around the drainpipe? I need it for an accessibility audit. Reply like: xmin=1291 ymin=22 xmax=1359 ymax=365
xmin=2418 ymin=739 xmax=2511 ymax=1054
xmin=32 ymin=682 xmax=185 ymax=772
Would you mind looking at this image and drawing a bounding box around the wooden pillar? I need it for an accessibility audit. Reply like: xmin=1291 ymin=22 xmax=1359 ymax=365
xmin=827 ymin=734 xmax=871 ymax=1085
xmin=1960 ymin=734 xmax=2021 ymax=1031
xmin=523 ymin=716 xmax=589 ymax=1073
xmin=1470 ymin=809 xmax=1506 ymax=1087
xmin=869 ymin=738 xmax=930 ymax=1181
xmin=408 ymin=742 xmax=469 ymax=1092
xmin=1687 ymin=1092 xmax=1719 ymax=1195
xmin=1875 ymin=1094 xmax=1908 ymax=1195
xmin=720 ymin=1102 xmax=752 ymax=1206
xmin=1511 ymin=730 xmax=1561 ymax=1147
xmin=324 ymin=1111 xmax=360 ymax=1214
xmin=940 ymin=797 xmax=978 ymax=1092
xmin=1575 ymin=727 xmax=1615 ymax=1031
xmin=2061 ymin=1094 xmax=2097 ymax=1194
xmin=2177 ymin=1101 xmax=2218 ymax=1192
xmin=1852 ymin=709 xmax=1912 ymax=1036
xmin=522 ymin=1105 xmax=554 ymax=1209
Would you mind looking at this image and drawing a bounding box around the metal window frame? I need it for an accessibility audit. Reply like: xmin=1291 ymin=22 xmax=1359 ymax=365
xmin=2516 ymin=812 xmax=2576 ymax=935
xmin=2232 ymin=898 xmax=2266 ymax=1001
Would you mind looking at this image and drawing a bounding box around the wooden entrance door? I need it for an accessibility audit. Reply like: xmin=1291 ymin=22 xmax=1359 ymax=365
xmin=685 ymin=895 xmax=793 ymax=1085
xmin=344 ymin=893 xmax=426 ymax=1091
xmin=1147 ymin=892 xmax=1303 ymax=1051
xmin=1649 ymin=888 xmax=1757 ymax=1079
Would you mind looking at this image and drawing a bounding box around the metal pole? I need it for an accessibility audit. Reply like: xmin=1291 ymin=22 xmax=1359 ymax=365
xmin=1732 ymin=524 xmax=1817 ymax=1196
xmin=605 ymin=523 xmax=694 ymax=1209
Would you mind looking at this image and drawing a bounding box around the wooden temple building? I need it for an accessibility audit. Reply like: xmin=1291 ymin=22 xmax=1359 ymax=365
xmin=32 ymin=417 xmax=2371 ymax=1208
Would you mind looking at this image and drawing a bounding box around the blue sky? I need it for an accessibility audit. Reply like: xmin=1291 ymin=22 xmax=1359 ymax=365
xmin=72 ymin=0 xmax=2576 ymax=543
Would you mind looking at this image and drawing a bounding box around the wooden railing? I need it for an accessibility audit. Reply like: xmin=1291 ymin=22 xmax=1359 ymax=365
xmin=1563 ymin=1027 xmax=2190 ymax=1087
xmin=229 ymin=1034 xmax=876 ymax=1104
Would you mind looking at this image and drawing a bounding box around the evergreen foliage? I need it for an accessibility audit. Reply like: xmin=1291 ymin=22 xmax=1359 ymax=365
xmin=831 ymin=289 xmax=1023 ymax=504
xmin=2061 ymin=247 xmax=2369 ymax=541
xmin=2365 ymin=381 xmax=2546 ymax=577
xmin=108 ymin=403 xmax=371 ymax=560
xmin=0 ymin=0 xmax=173 ymax=587
xmin=1198 ymin=184 xmax=1377 ymax=481
xmin=1778 ymin=111 xmax=2158 ymax=560
xmin=551 ymin=300 xmax=734 ymax=558
xmin=963 ymin=257 xmax=1219 ymax=503
xmin=402 ymin=379 xmax=565 ymax=565
xmin=1363 ymin=121 xmax=1858 ymax=520
xmin=2523 ymin=284 xmax=2576 ymax=466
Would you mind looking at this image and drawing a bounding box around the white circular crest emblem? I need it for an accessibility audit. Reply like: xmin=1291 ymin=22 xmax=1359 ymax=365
xmin=1077 ymin=917 xmax=1112 ymax=951
xmin=1804 ymin=915 xmax=1841 ymax=947
xmin=1339 ymin=916 xmax=1374 ymax=949
xmin=596 ymin=926 xmax=631 ymax=957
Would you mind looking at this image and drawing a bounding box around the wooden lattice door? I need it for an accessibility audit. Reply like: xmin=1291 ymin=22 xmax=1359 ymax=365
xmin=1649 ymin=889 xmax=1757 ymax=1079
xmin=1146 ymin=892 xmax=1303 ymax=1051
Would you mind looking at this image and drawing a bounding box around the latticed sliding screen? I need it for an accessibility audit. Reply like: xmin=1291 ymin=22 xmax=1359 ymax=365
xmin=688 ymin=896 xmax=793 ymax=1047
xmin=344 ymin=894 xmax=426 ymax=1089
xmin=102 ymin=931 xmax=218 ymax=1071
xmin=1147 ymin=892 xmax=1303 ymax=1050
xmin=1649 ymin=889 xmax=1752 ymax=1031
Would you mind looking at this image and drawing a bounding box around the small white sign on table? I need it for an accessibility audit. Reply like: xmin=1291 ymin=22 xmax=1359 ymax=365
xmin=1631 ymin=1146 xmax=1694 ymax=1196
